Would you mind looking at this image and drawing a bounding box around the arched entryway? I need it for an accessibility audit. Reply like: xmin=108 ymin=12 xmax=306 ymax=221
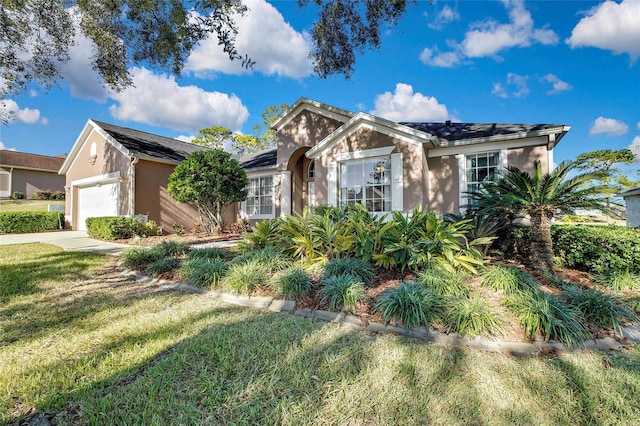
xmin=285 ymin=147 xmax=313 ymax=216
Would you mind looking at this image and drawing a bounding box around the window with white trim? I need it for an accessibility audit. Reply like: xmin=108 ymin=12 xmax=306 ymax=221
xmin=466 ymin=151 xmax=500 ymax=205
xmin=0 ymin=170 xmax=10 ymax=195
xmin=339 ymin=157 xmax=391 ymax=212
xmin=307 ymin=160 xmax=315 ymax=179
xmin=244 ymin=176 xmax=274 ymax=217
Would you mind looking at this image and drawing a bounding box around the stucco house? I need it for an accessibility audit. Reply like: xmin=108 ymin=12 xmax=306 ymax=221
xmin=0 ymin=150 xmax=65 ymax=199
xmin=621 ymin=187 xmax=640 ymax=228
xmin=61 ymin=98 xmax=570 ymax=232
xmin=240 ymin=98 xmax=570 ymax=222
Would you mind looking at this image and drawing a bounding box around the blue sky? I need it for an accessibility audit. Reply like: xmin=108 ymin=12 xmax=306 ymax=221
xmin=1 ymin=0 xmax=639 ymax=168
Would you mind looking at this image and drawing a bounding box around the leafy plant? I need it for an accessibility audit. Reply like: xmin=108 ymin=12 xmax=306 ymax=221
xmin=374 ymin=282 xmax=442 ymax=329
xmin=188 ymin=247 xmax=226 ymax=261
xmin=121 ymin=247 xmax=163 ymax=269
xmin=505 ymin=290 xmax=588 ymax=347
xmin=593 ymin=269 xmax=640 ymax=291
xmin=481 ymin=265 xmax=538 ymax=294
xmin=561 ymin=285 xmax=639 ymax=337
xmin=269 ymin=267 xmax=312 ymax=298
xmin=323 ymin=257 xmax=375 ymax=287
xmin=416 ymin=267 xmax=469 ymax=297
xmin=146 ymin=257 xmax=178 ymax=278
xmin=171 ymin=223 xmax=184 ymax=235
xmin=443 ymin=294 xmax=502 ymax=338
xmin=232 ymin=245 xmax=292 ymax=273
xmin=10 ymin=191 xmax=24 ymax=200
xmin=179 ymin=258 xmax=227 ymax=288
xmin=237 ymin=218 xmax=282 ymax=252
xmin=222 ymin=259 xmax=269 ymax=294
xmin=155 ymin=240 xmax=190 ymax=257
xmin=320 ymin=274 xmax=366 ymax=312
xmin=0 ymin=211 xmax=63 ymax=233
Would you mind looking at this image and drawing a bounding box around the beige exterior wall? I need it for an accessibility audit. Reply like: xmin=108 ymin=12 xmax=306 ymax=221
xmin=10 ymin=169 xmax=65 ymax=198
xmin=507 ymin=145 xmax=550 ymax=173
xmin=64 ymin=131 xmax=131 ymax=230
xmin=427 ymin=155 xmax=460 ymax=215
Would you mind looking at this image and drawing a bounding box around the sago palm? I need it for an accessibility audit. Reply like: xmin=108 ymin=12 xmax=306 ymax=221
xmin=473 ymin=160 xmax=619 ymax=276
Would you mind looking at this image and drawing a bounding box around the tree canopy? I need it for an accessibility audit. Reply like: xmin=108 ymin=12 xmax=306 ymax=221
xmin=167 ymin=149 xmax=248 ymax=233
xmin=1 ymin=1 xmax=416 ymax=96
xmin=191 ymin=126 xmax=233 ymax=149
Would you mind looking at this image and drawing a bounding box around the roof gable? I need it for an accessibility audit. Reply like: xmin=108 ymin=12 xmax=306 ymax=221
xmin=272 ymin=97 xmax=354 ymax=132
xmin=0 ymin=150 xmax=65 ymax=172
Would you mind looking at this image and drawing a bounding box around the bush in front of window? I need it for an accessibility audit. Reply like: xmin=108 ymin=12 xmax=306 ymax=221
xmin=0 ymin=211 xmax=63 ymax=233
xmin=10 ymin=191 xmax=24 ymax=200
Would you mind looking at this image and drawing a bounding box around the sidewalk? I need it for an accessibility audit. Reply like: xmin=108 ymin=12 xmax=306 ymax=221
xmin=0 ymin=230 xmax=130 ymax=255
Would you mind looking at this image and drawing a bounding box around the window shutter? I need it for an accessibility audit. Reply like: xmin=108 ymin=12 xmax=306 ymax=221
xmin=391 ymin=153 xmax=403 ymax=212
xmin=457 ymin=154 xmax=466 ymax=213
xmin=327 ymin=161 xmax=337 ymax=207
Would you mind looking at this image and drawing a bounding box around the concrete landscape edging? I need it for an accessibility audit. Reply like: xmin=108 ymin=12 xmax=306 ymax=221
xmin=119 ymin=265 xmax=640 ymax=356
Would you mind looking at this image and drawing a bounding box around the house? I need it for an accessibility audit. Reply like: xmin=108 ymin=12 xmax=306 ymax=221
xmin=0 ymin=150 xmax=65 ymax=199
xmin=621 ymin=187 xmax=640 ymax=228
xmin=61 ymin=98 xmax=570 ymax=232
xmin=239 ymin=98 xmax=570 ymax=222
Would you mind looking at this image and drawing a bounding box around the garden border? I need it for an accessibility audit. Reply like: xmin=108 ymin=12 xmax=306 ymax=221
xmin=119 ymin=265 xmax=640 ymax=356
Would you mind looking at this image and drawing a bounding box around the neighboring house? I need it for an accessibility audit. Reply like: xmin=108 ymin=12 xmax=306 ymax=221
xmin=621 ymin=187 xmax=640 ymax=228
xmin=239 ymin=98 xmax=571 ymax=222
xmin=0 ymin=150 xmax=65 ymax=199
xmin=61 ymin=98 xmax=571 ymax=232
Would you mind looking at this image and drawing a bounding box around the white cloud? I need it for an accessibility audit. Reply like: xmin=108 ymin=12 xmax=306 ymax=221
xmin=629 ymin=136 xmax=640 ymax=160
xmin=186 ymin=0 xmax=312 ymax=78
xmin=0 ymin=141 xmax=17 ymax=151
xmin=419 ymin=46 xmax=462 ymax=67
xmin=460 ymin=0 xmax=558 ymax=58
xmin=542 ymin=73 xmax=572 ymax=94
xmin=428 ymin=5 xmax=460 ymax=30
xmin=589 ymin=116 xmax=629 ymax=137
xmin=59 ymin=32 xmax=109 ymax=102
xmin=0 ymin=99 xmax=47 ymax=124
xmin=108 ymin=67 xmax=249 ymax=133
xmin=371 ymin=83 xmax=450 ymax=122
xmin=175 ymin=135 xmax=196 ymax=143
xmin=492 ymin=73 xmax=529 ymax=98
xmin=567 ymin=0 xmax=640 ymax=62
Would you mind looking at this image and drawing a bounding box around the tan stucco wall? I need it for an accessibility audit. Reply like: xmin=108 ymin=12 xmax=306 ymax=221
xmin=507 ymin=145 xmax=549 ymax=173
xmin=11 ymin=169 xmax=65 ymax=198
xmin=277 ymin=110 xmax=344 ymax=171
xmin=427 ymin=155 xmax=460 ymax=215
xmin=64 ymin=130 xmax=131 ymax=229
xmin=134 ymin=159 xmax=204 ymax=233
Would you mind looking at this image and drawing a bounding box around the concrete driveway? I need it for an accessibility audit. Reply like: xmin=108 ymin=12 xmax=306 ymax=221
xmin=0 ymin=230 xmax=130 ymax=254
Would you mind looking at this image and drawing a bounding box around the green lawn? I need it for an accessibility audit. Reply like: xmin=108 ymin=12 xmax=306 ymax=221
xmin=2 ymin=244 xmax=640 ymax=425
xmin=0 ymin=199 xmax=65 ymax=212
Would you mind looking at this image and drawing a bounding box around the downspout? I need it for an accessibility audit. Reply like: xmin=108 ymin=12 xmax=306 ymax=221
xmin=129 ymin=156 xmax=139 ymax=217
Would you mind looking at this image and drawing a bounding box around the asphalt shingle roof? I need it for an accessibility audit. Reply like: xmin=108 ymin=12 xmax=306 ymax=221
xmin=399 ymin=122 xmax=564 ymax=144
xmin=93 ymin=120 xmax=207 ymax=162
xmin=0 ymin=150 xmax=65 ymax=171
xmin=237 ymin=149 xmax=277 ymax=170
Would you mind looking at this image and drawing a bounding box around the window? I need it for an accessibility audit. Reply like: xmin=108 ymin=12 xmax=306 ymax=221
xmin=466 ymin=151 xmax=500 ymax=205
xmin=307 ymin=160 xmax=315 ymax=179
xmin=244 ymin=176 xmax=274 ymax=217
xmin=0 ymin=170 xmax=9 ymax=196
xmin=339 ymin=157 xmax=391 ymax=212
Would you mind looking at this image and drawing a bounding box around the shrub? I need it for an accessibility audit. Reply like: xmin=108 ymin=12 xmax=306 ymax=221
xmin=232 ymin=245 xmax=291 ymax=273
xmin=146 ymin=257 xmax=178 ymax=278
xmin=10 ymin=191 xmax=24 ymax=200
xmin=237 ymin=218 xmax=282 ymax=252
xmin=374 ymin=282 xmax=442 ymax=329
xmin=505 ymin=290 xmax=588 ymax=347
xmin=320 ymin=274 xmax=366 ymax=312
xmin=179 ymin=258 xmax=227 ymax=287
xmin=172 ymin=223 xmax=184 ymax=235
xmin=32 ymin=190 xmax=53 ymax=200
xmin=443 ymin=294 xmax=502 ymax=338
xmin=270 ymin=266 xmax=312 ymax=298
xmin=155 ymin=240 xmax=190 ymax=257
xmin=222 ymin=259 xmax=269 ymax=294
xmin=121 ymin=247 xmax=163 ymax=269
xmin=561 ymin=285 xmax=639 ymax=337
xmin=139 ymin=220 xmax=162 ymax=237
xmin=189 ymin=247 xmax=225 ymax=261
xmin=481 ymin=265 xmax=538 ymax=294
xmin=86 ymin=217 xmax=142 ymax=240
xmin=52 ymin=191 xmax=65 ymax=200
xmin=0 ymin=211 xmax=63 ymax=233
xmin=416 ymin=267 xmax=469 ymax=297
xmin=593 ymin=269 xmax=640 ymax=291
xmin=323 ymin=257 xmax=375 ymax=287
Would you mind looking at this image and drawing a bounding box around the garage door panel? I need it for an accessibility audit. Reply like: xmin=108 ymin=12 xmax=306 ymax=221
xmin=77 ymin=183 xmax=118 ymax=230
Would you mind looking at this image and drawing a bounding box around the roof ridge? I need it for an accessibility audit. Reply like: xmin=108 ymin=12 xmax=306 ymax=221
xmin=90 ymin=119 xmax=195 ymax=147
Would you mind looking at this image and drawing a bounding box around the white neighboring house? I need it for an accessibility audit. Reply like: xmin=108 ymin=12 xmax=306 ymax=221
xmin=621 ymin=187 xmax=640 ymax=228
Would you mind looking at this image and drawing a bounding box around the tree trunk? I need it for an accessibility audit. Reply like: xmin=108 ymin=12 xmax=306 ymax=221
xmin=529 ymin=212 xmax=555 ymax=276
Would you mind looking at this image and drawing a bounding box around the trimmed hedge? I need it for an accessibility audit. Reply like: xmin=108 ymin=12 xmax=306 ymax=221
xmin=86 ymin=217 xmax=144 ymax=240
xmin=508 ymin=225 xmax=640 ymax=274
xmin=0 ymin=211 xmax=63 ymax=233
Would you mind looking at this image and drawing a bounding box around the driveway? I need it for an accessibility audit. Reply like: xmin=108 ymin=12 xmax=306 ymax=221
xmin=0 ymin=230 xmax=130 ymax=254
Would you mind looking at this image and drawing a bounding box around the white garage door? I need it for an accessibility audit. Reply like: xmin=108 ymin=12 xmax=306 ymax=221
xmin=77 ymin=183 xmax=119 ymax=231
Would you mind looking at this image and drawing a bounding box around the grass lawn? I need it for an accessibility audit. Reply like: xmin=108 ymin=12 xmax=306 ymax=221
xmin=0 ymin=199 xmax=65 ymax=213
xmin=2 ymin=244 xmax=640 ymax=425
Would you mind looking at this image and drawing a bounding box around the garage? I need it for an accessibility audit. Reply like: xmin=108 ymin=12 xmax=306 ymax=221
xmin=77 ymin=183 xmax=119 ymax=231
